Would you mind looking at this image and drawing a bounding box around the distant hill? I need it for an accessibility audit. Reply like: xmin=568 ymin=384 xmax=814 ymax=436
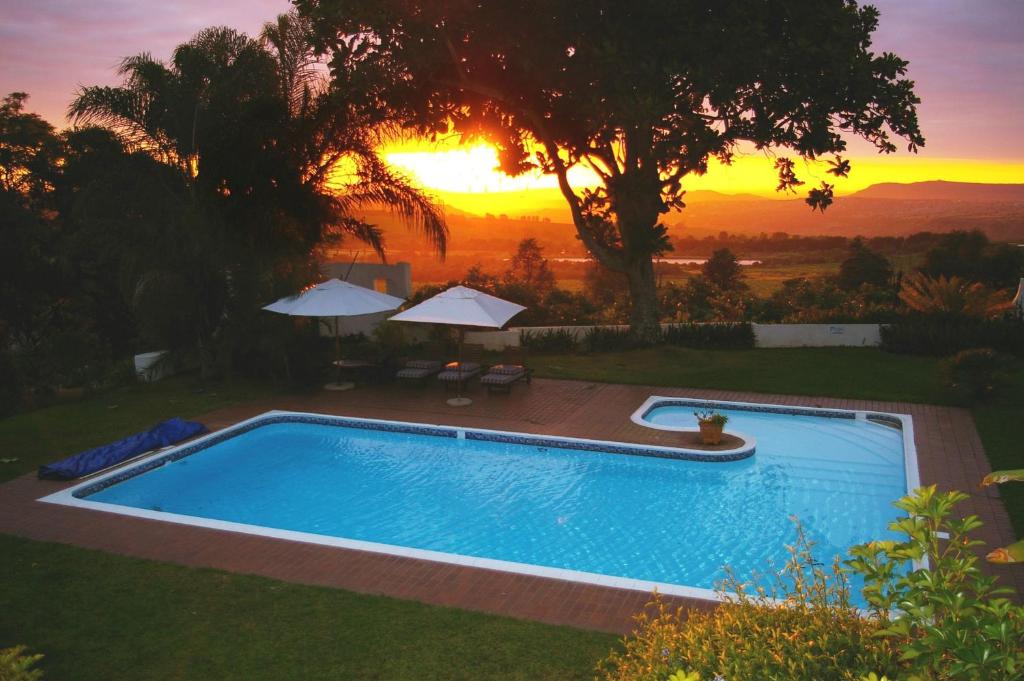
xmin=362 ymin=181 xmax=1024 ymax=260
xmin=851 ymin=180 xmax=1024 ymax=202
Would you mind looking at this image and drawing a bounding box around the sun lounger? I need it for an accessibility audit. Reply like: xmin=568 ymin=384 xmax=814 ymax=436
xmin=480 ymin=348 xmax=531 ymax=394
xmin=396 ymin=359 xmax=443 ymax=382
xmin=437 ymin=361 xmax=482 ymax=389
xmin=437 ymin=344 xmax=485 ymax=392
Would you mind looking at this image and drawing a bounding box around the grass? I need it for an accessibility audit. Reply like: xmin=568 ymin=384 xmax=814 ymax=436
xmin=0 ymin=375 xmax=275 ymax=483
xmin=1 ymin=347 xmax=1021 ymax=679
xmin=0 ymin=535 xmax=616 ymax=681
xmin=531 ymin=346 xmax=946 ymax=404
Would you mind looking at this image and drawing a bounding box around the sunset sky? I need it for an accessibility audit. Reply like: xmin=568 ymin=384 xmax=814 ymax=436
xmin=3 ymin=0 xmax=1023 ymax=213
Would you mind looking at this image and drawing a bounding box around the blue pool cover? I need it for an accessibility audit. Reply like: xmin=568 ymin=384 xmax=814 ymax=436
xmin=38 ymin=417 xmax=206 ymax=480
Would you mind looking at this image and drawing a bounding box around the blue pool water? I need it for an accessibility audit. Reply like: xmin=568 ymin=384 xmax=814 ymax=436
xmin=83 ymin=409 xmax=907 ymax=598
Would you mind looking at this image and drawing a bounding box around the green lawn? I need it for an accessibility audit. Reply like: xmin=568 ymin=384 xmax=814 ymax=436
xmin=531 ymin=346 xmax=946 ymax=403
xmin=0 ymin=376 xmax=275 ymax=483
xmin=1 ymin=535 xmax=615 ymax=681
xmin=1 ymin=347 xmax=1021 ymax=680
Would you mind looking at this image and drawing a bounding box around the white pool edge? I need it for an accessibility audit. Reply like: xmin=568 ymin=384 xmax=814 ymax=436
xmin=38 ymin=400 xmax=919 ymax=605
xmin=631 ymin=395 xmax=921 ymax=492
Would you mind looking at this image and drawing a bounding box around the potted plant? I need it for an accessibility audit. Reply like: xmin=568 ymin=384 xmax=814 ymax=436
xmin=694 ymin=410 xmax=728 ymax=445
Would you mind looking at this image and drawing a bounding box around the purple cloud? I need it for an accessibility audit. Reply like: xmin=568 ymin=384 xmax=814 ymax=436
xmin=2 ymin=0 xmax=1022 ymax=162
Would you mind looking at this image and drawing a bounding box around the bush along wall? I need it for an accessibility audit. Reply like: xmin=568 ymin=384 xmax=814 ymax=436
xmin=880 ymin=314 xmax=1024 ymax=357
xmin=662 ymin=322 xmax=756 ymax=350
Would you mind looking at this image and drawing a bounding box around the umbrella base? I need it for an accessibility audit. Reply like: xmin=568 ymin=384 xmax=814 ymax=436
xmin=446 ymin=396 xmax=473 ymax=407
xmin=324 ymin=381 xmax=355 ymax=392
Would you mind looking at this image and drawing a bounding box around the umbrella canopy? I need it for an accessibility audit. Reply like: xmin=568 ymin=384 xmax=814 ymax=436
xmin=263 ymin=278 xmax=404 ymax=317
xmin=388 ymin=285 xmax=525 ymax=328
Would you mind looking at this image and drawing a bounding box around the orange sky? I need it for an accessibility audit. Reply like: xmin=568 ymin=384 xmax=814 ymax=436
xmin=383 ymin=139 xmax=1024 ymax=217
xmin=5 ymin=0 xmax=1023 ymax=220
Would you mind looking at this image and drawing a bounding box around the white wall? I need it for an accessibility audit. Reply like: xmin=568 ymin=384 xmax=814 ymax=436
xmin=752 ymin=323 xmax=881 ymax=348
xmin=318 ymin=261 xmax=412 ymax=337
xmin=464 ymin=323 xmax=883 ymax=350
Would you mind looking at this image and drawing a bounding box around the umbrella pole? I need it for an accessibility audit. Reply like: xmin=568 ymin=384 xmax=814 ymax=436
xmin=447 ymin=327 xmax=472 ymax=407
xmin=325 ymin=315 xmax=354 ymax=391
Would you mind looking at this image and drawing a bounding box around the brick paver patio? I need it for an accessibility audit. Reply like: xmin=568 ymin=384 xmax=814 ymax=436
xmin=0 ymin=377 xmax=1019 ymax=634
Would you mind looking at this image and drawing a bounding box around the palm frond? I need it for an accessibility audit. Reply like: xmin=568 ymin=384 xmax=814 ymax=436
xmin=329 ymin=150 xmax=448 ymax=258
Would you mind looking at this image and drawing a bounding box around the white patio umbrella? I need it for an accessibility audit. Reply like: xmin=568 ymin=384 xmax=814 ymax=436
xmin=389 ymin=285 xmax=526 ymax=406
xmin=264 ymin=278 xmax=405 ymax=390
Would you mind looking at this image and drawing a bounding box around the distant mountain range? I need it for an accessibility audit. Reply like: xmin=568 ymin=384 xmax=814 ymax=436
xmin=849 ymin=180 xmax=1024 ymax=202
xmin=364 ymin=180 xmax=1024 ymax=256
xmin=668 ymin=181 xmax=1024 ymax=240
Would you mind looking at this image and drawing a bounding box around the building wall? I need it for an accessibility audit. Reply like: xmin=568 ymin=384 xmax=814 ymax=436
xmin=319 ymin=261 xmax=412 ymax=336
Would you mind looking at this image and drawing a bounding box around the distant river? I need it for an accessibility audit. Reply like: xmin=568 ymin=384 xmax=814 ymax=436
xmin=548 ymin=257 xmax=763 ymax=265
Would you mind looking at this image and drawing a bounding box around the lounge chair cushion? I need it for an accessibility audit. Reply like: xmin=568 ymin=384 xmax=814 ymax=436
xmin=487 ymin=364 xmax=524 ymax=375
xmin=406 ymin=359 xmax=442 ymax=370
xmin=480 ymin=369 xmax=525 ymax=385
xmin=437 ymin=365 xmax=481 ymax=382
xmin=396 ymin=366 xmax=438 ymax=380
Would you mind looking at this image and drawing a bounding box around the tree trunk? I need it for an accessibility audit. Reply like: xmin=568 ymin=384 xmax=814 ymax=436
xmin=625 ymin=255 xmax=660 ymax=342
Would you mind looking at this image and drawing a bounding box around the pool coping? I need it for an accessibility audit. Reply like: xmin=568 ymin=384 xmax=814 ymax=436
xmin=36 ymin=408 xmax=748 ymax=604
xmin=5 ymin=378 xmax=1018 ymax=634
xmin=37 ymin=400 xmax=915 ymax=608
xmin=631 ymin=395 xmax=921 ymax=494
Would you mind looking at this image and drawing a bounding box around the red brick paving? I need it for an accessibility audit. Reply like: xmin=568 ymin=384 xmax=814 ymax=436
xmin=1 ymin=378 xmax=1019 ymax=634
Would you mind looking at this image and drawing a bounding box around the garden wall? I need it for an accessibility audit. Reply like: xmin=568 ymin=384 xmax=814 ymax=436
xmin=465 ymin=323 xmax=883 ymax=350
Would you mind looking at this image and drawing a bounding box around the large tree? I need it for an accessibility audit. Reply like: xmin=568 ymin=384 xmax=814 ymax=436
xmin=298 ymin=0 xmax=924 ymax=338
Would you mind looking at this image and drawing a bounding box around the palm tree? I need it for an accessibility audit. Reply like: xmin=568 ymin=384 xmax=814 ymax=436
xmin=67 ymin=17 xmax=447 ymax=376
xmin=898 ymin=272 xmax=1013 ymax=318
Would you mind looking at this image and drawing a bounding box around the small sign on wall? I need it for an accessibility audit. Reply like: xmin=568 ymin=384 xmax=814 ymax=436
xmin=829 ymin=326 xmax=845 ymax=335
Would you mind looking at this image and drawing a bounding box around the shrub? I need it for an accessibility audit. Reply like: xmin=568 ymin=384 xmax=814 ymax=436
xmin=598 ymin=524 xmax=895 ymax=681
xmin=940 ymin=347 xmax=1013 ymax=403
xmin=880 ymin=314 xmax=1024 ymax=356
xmin=847 ymin=486 xmax=1024 ymax=681
xmin=0 ymin=646 xmax=44 ymax=680
xmin=662 ymin=322 xmax=754 ymax=349
xmin=583 ymin=326 xmax=646 ymax=352
xmin=518 ymin=328 xmax=577 ymax=353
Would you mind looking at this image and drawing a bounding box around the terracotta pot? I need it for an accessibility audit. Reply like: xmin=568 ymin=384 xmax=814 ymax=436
xmin=698 ymin=421 xmax=723 ymax=445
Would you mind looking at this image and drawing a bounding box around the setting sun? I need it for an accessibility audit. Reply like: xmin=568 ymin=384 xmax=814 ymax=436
xmin=383 ymin=138 xmax=1024 ymax=218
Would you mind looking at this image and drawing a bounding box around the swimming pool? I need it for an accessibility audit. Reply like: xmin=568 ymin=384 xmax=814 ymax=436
xmin=42 ymin=403 xmax=917 ymax=603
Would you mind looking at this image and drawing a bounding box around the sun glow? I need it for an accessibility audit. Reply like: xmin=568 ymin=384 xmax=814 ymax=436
xmin=379 ymin=138 xmax=1024 ymax=218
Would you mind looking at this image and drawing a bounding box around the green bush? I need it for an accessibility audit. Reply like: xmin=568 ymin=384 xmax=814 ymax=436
xmin=518 ymin=328 xmax=578 ymax=353
xmin=662 ymin=322 xmax=755 ymax=349
xmin=0 ymin=646 xmax=44 ymax=680
xmin=847 ymin=486 xmax=1024 ymax=681
xmin=940 ymin=347 xmax=1013 ymax=403
xmin=583 ymin=326 xmax=648 ymax=353
xmin=601 ymin=487 xmax=1024 ymax=681
xmin=598 ymin=525 xmax=895 ymax=681
xmin=880 ymin=314 xmax=1024 ymax=356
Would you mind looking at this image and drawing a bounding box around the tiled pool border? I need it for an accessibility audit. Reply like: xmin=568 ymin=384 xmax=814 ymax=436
xmin=38 ymin=400 xmax=917 ymax=607
xmin=631 ymin=396 xmax=921 ymax=495
xmin=69 ymin=410 xmax=756 ymax=501
xmin=39 ymin=409 xmax=767 ymax=605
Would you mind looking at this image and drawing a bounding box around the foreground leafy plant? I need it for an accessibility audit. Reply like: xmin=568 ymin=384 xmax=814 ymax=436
xmin=598 ymin=524 xmax=894 ymax=681
xmin=980 ymin=469 xmax=1024 ymax=564
xmin=847 ymin=486 xmax=1024 ymax=680
xmin=0 ymin=646 xmax=44 ymax=680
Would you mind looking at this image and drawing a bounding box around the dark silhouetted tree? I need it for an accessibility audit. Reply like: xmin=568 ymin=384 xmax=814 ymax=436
xmin=921 ymin=230 xmax=1023 ymax=289
xmin=68 ymin=14 xmax=448 ymax=376
xmin=505 ymin=238 xmax=555 ymax=296
xmin=702 ymin=249 xmax=745 ymax=291
xmin=837 ymin=237 xmax=893 ymax=290
xmin=298 ymin=0 xmax=924 ymax=338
